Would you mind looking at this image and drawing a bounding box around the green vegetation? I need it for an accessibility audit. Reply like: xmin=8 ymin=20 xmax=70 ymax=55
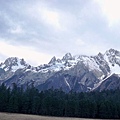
xmin=0 ymin=83 xmax=120 ymax=119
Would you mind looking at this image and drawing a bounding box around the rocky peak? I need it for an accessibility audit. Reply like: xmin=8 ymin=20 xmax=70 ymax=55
xmin=0 ymin=57 xmax=28 ymax=72
xmin=56 ymin=58 xmax=62 ymax=63
xmin=62 ymin=53 xmax=73 ymax=61
xmin=4 ymin=57 xmax=19 ymax=66
xmin=105 ymin=48 xmax=120 ymax=57
xmin=48 ymin=56 xmax=56 ymax=64
xmin=4 ymin=57 xmax=27 ymax=66
xmin=97 ymin=52 xmax=104 ymax=58
xmin=20 ymin=58 xmax=27 ymax=66
xmin=103 ymin=49 xmax=120 ymax=71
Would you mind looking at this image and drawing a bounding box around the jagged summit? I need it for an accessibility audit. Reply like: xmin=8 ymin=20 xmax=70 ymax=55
xmin=0 ymin=57 xmax=29 ymax=72
xmin=4 ymin=57 xmax=27 ymax=66
xmin=97 ymin=52 xmax=104 ymax=58
xmin=48 ymin=53 xmax=73 ymax=65
xmin=105 ymin=48 xmax=120 ymax=56
xmin=4 ymin=57 xmax=19 ymax=65
xmin=104 ymin=49 xmax=120 ymax=68
xmin=62 ymin=53 xmax=73 ymax=61
xmin=48 ymin=56 xmax=56 ymax=64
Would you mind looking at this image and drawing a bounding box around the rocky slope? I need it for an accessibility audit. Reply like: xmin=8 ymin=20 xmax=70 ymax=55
xmin=0 ymin=48 xmax=120 ymax=92
xmin=95 ymin=74 xmax=120 ymax=91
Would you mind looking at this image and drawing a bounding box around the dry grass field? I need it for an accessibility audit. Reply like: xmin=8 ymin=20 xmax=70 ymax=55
xmin=0 ymin=112 xmax=106 ymax=120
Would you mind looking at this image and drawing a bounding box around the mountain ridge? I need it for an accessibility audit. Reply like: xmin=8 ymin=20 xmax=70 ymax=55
xmin=0 ymin=48 xmax=120 ymax=92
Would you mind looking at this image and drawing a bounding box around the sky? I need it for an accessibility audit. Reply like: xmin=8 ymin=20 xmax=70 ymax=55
xmin=0 ymin=0 xmax=120 ymax=66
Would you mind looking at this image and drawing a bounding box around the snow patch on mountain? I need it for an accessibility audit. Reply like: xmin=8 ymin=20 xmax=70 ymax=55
xmin=64 ymin=78 xmax=71 ymax=90
xmin=11 ymin=59 xmax=27 ymax=72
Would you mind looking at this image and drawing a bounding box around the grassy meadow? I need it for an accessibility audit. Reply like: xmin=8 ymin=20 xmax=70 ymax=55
xmin=0 ymin=113 xmax=107 ymax=120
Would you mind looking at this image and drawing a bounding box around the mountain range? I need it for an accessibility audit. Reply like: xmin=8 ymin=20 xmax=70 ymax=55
xmin=0 ymin=48 xmax=120 ymax=92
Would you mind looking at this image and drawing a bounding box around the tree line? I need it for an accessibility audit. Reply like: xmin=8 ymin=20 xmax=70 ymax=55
xmin=0 ymin=83 xmax=120 ymax=119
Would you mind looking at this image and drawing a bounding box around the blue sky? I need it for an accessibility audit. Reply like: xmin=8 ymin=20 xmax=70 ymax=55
xmin=0 ymin=0 xmax=120 ymax=66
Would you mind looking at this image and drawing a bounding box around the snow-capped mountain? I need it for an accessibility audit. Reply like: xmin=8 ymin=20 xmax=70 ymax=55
xmin=0 ymin=57 xmax=29 ymax=72
xmin=0 ymin=57 xmax=31 ymax=82
xmin=0 ymin=48 xmax=120 ymax=92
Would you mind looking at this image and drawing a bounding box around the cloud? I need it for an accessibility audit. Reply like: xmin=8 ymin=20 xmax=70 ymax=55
xmin=0 ymin=39 xmax=52 ymax=66
xmin=75 ymin=38 xmax=85 ymax=46
xmin=25 ymin=4 xmax=61 ymax=30
xmin=95 ymin=0 xmax=120 ymax=26
xmin=0 ymin=0 xmax=120 ymax=65
xmin=9 ymin=25 xmax=24 ymax=34
xmin=40 ymin=8 xmax=61 ymax=30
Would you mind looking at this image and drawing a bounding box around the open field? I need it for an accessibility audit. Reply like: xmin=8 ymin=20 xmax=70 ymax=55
xmin=0 ymin=112 xmax=109 ymax=120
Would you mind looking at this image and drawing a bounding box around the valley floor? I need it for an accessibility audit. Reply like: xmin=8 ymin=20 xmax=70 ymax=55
xmin=0 ymin=112 xmax=106 ymax=120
